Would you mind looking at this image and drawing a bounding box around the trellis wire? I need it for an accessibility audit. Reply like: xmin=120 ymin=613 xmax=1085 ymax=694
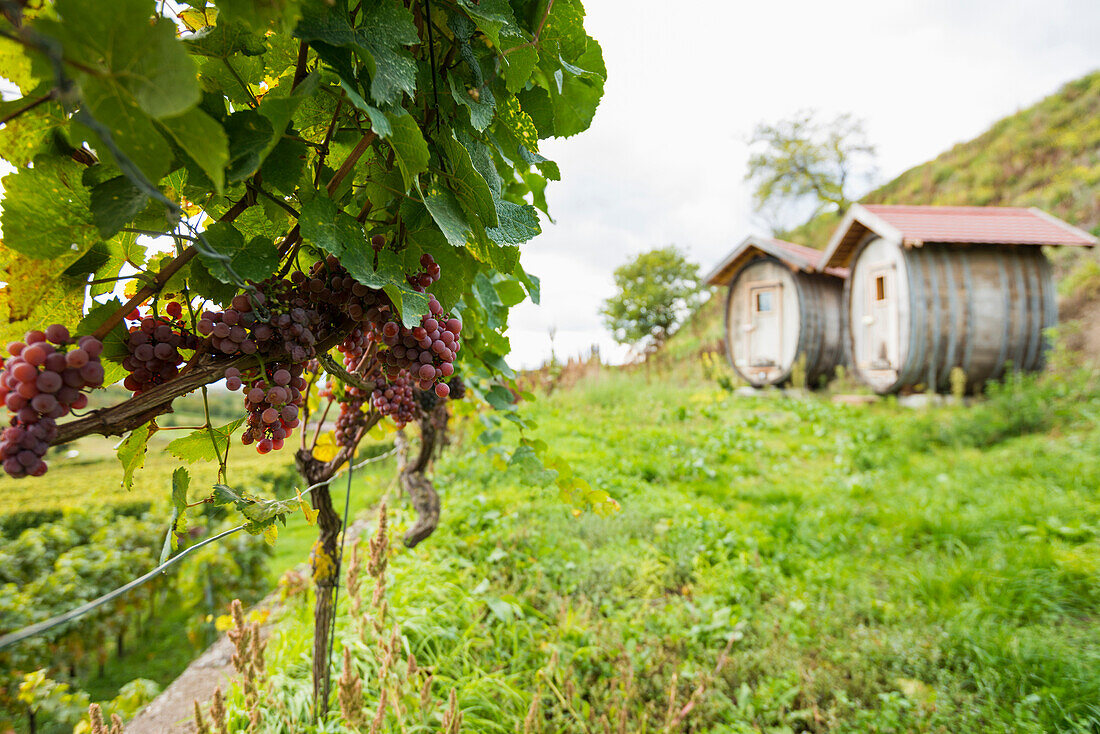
xmin=0 ymin=446 xmax=398 ymax=652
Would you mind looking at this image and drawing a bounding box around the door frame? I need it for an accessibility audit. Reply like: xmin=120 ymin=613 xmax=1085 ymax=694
xmin=745 ymin=279 xmax=783 ymax=373
xmin=865 ymin=263 xmax=897 ymax=371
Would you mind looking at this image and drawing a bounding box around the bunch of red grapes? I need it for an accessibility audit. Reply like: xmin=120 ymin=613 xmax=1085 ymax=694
xmin=198 ymin=288 xmax=324 ymax=363
xmin=122 ymin=302 xmax=199 ymax=394
xmin=0 ymin=326 xmax=105 ymax=478
xmin=224 ymin=364 xmax=305 ymax=454
xmin=360 ymin=254 xmax=461 ymax=398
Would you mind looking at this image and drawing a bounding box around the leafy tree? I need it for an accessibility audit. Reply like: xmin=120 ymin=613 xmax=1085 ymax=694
xmin=0 ymin=0 xmax=608 ymax=714
xmin=745 ymin=110 xmax=877 ymax=230
xmin=601 ymin=247 xmax=704 ymax=352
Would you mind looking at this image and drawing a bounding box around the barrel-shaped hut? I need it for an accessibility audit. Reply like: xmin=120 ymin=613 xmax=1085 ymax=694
xmin=705 ymin=236 xmax=847 ymax=388
xmin=819 ymin=204 xmax=1097 ymax=394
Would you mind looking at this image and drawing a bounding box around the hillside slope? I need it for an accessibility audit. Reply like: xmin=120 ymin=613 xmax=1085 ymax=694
xmin=678 ymin=70 xmax=1100 ymax=363
xmin=785 ymin=70 xmax=1100 ymax=249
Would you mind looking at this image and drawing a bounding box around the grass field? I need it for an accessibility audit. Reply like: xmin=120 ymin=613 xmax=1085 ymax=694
xmin=228 ymin=367 xmax=1100 ymax=732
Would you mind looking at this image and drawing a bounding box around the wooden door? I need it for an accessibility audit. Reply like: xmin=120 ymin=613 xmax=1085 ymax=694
xmin=746 ymin=283 xmax=782 ymax=376
xmin=864 ymin=266 xmax=898 ymax=370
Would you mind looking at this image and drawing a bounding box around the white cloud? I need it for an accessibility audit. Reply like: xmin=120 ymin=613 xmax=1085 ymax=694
xmin=507 ymin=0 xmax=1100 ymax=369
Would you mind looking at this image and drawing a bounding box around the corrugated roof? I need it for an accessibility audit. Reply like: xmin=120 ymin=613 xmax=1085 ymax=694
xmin=821 ymin=204 xmax=1097 ymax=269
xmin=704 ymin=235 xmax=846 ymax=286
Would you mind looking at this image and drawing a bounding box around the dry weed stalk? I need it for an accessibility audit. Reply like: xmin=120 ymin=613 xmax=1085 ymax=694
xmin=228 ymin=599 xmax=267 ymax=731
xmin=87 ymin=703 xmax=104 ymax=733
xmin=193 ymin=699 xmax=212 ymax=734
xmin=369 ymin=688 xmax=388 ymax=734
xmin=92 ymin=704 xmax=122 ymax=734
xmin=420 ymin=674 xmax=435 ymax=714
xmin=87 ymin=703 xmax=123 ymax=734
xmin=211 ymin=686 xmax=229 ymax=734
xmin=442 ymin=688 xmax=463 ymax=734
xmin=338 ymin=646 xmax=365 ymax=728
xmin=368 ymin=502 xmax=390 ymax=635
xmin=522 ymin=687 xmax=541 ymax=734
xmin=347 ymin=542 xmax=364 ymax=625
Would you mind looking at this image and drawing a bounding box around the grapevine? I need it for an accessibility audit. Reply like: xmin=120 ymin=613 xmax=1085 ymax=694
xmin=0 ymin=0 xmax=605 ymax=708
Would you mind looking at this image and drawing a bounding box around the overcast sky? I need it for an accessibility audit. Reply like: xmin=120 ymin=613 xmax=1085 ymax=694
xmin=507 ymin=0 xmax=1100 ymax=368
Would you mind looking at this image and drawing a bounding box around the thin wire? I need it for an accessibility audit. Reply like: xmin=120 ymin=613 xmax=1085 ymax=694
xmin=320 ymin=456 xmax=356 ymax=718
xmin=0 ymin=446 xmax=398 ymax=652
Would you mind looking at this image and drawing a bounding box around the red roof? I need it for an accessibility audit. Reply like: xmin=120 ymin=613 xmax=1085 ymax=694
xmin=704 ymin=235 xmax=847 ymax=286
xmin=821 ymin=204 xmax=1097 ymax=270
xmin=862 ymin=205 xmax=1098 ymax=246
xmin=766 ymin=239 xmax=849 ymax=278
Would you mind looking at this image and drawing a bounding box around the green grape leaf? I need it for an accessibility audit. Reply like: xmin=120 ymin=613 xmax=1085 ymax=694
xmin=0 ymin=36 xmax=37 ymax=94
xmin=171 ymin=466 xmax=190 ymax=513
xmin=385 ymin=109 xmax=429 ymax=190
xmin=42 ymin=0 xmax=200 ymax=119
xmin=187 ymin=258 xmax=239 ymax=305
xmin=473 ymin=271 xmax=507 ymax=329
xmin=225 ymin=110 xmax=276 ymax=182
xmin=168 ymin=418 xmax=247 ymax=463
xmin=186 ymin=19 xmax=268 ymax=58
xmin=0 ymin=251 xmax=87 ymax=346
xmin=543 ymin=38 xmax=606 ymax=138
xmin=485 ymin=383 xmax=515 ymax=410
xmin=461 ymin=136 xmax=503 ymax=197
xmin=90 ymin=176 xmax=149 ymax=238
xmin=215 ymin=0 xmax=303 ymax=33
xmin=0 ymin=96 xmax=66 ymax=168
xmin=197 ymin=222 xmax=278 ymax=283
xmin=260 ymin=136 xmax=308 ymax=195
xmin=158 ymin=107 xmax=230 ymax=195
xmin=500 ymin=39 xmax=539 ymax=94
xmin=496 ymin=95 xmax=541 ymax=153
xmin=515 ymin=263 xmax=541 ymax=305
xmin=466 ymin=229 xmax=520 ymax=274
xmin=538 ymin=0 xmax=589 ymax=62
xmin=382 ymin=284 xmax=430 ymax=328
xmin=65 ymin=238 xmax=128 ymax=298
xmin=161 ymin=466 xmax=192 ymax=560
xmin=299 ymin=195 xmax=365 ymax=258
xmin=211 ymin=483 xmax=293 ymax=534
xmin=338 ymin=79 xmax=393 ymax=138
xmin=255 ymin=71 xmax=318 ymax=157
xmin=488 ymin=200 xmax=541 ymax=245
xmin=509 ymin=444 xmax=558 ymax=487
xmin=76 ymin=298 xmax=129 ymax=387
xmin=517 ymin=86 xmax=555 ymax=138
xmin=74 ymin=88 xmax=174 ymax=182
xmin=420 ymin=185 xmax=471 ymax=249
xmin=117 ymin=423 xmax=153 ymax=491
xmin=449 ymin=74 xmax=496 ymax=132
xmin=457 ymin=0 xmax=520 ymax=47
xmin=0 ymin=156 xmax=99 ymax=261
xmin=356 ymin=3 xmax=419 ymax=104
xmin=441 ymin=134 xmax=498 ymax=227
xmin=495 ymin=278 xmax=527 ymax=308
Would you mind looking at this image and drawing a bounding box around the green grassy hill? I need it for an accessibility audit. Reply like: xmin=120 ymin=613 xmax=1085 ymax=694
xmin=785 ymin=70 xmax=1100 ymax=250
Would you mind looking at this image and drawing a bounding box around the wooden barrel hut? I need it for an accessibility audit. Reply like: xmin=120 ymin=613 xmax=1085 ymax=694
xmin=704 ymin=236 xmax=847 ymax=388
xmin=819 ymin=204 xmax=1097 ymax=394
